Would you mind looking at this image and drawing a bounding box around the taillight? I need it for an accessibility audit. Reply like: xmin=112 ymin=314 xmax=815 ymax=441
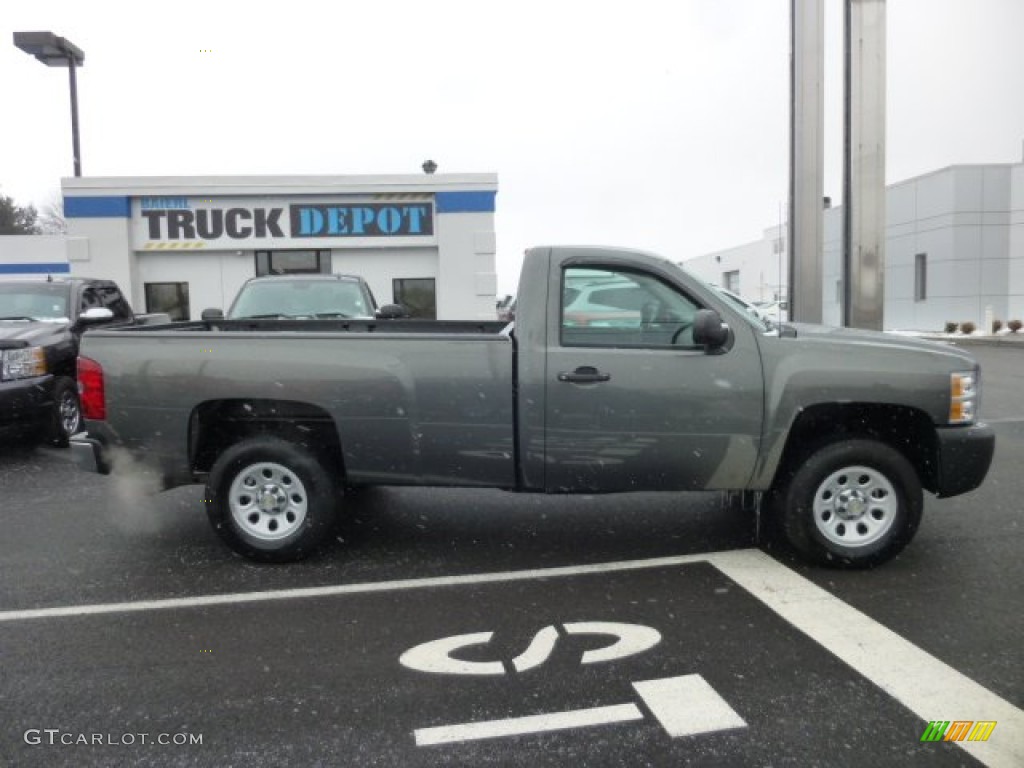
xmin=77 ymin=356 xmax=106 ymax=420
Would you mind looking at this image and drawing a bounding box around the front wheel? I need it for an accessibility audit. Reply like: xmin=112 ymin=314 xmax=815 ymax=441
xmin=206 ymin=437 xmax=339 ymax=562
xmin=769 ymin=439 xmax=923 ymax=568
xmin=48 ymin=376 xmax=82 ymax=447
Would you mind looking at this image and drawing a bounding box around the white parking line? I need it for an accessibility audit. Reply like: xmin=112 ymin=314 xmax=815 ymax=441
xmin=0 ymin=552 xmax=710 ymax=622
xmin=415 ymin=703 xmax=644 ymax=746
xmin=709 ymin=550 xmax=1024 ymax=768
xmin=414 ymin=673 xmax=747 ymax=746
xmin=1 ymin=548 xmax=1021 ymax=766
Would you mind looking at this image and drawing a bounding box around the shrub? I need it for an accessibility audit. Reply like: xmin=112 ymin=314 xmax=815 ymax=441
xmin=992 ymin=319 xmax=1003 ymax=333
xmin=1009 ymin=319 xmax=1023 ymax=333
xmin=961 ymin=321 xmax=977 ymax=335
xmin=944 ymin=321 xmax=958 ymax=333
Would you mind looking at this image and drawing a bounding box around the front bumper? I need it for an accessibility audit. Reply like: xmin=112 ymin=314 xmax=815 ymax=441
xmin=69 ymin=433 xmax=110 ymax=474
xmin=934 ymin=422 xmax=995 ymax=498
xmin=0 ymin=375 xmax=53 ymax=440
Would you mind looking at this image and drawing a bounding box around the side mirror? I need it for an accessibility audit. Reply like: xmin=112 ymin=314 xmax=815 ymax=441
xmin=78 ymin=307 xmax=114 ymax=326
xmin=376 ymin=303 xmax=410 ymax=319
xmin=692 ymin=309 xmax=730 ymax=350
xmin=201 ymin=308 xmax=225 ymax=321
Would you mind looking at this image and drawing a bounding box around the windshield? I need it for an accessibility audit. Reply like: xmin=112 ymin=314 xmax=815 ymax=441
xmin=228 ymin=279 xmax=374 ymax=319
xmin=0 ymin=283 xmax=69 ymax=321
xmin=671 ymin=265 xmax=774 ymax=332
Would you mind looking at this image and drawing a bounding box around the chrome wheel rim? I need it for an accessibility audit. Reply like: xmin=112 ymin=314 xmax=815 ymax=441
xmin=228 ymin=462 xmax=308 ymax=542
xmin=812 ymin=465 xmax=897 ymax=548
xmin=60 ymin=390 xmax=81 ymax=435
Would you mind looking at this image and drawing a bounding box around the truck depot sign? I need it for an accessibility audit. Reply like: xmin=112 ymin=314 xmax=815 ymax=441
xmin=134 ymin=197 xmax=434 ymax=248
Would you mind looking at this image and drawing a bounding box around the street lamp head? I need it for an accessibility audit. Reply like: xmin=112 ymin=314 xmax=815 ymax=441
xmin=13 ymin=31 xmax=84 ymax=66
xmin=14 ymin=30 xmax=85 ymax=176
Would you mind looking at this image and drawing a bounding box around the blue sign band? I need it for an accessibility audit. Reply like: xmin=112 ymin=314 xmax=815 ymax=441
xmin=435 ymin=191 xmax=496 ymax=213
xmin=0 ymin=262 xmax=71 ymax=274
xmin=65 ymin=196 xmax=132 ymax=218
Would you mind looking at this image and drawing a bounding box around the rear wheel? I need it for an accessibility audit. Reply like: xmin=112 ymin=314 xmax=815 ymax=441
xmin=206 ymin=437 xmax=338 ymax=562
xmin=769 ymin=439 xmax=923 ymax=568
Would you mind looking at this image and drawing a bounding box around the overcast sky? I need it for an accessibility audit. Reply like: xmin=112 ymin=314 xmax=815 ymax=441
xmin=3 ymin=0 xmax=1022 ymax=293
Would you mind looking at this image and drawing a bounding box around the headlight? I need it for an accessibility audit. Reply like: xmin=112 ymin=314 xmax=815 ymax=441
xmin=1 ymin=346 xmax=47 ymax=381
xmin=949 ymin=370 xmax=978 ymax=425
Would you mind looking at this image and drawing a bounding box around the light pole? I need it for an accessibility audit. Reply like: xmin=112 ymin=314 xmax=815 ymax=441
xmin=13 ymin=31 xmax=86 ymax=177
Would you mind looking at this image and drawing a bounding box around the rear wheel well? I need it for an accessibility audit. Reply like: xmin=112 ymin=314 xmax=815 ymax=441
xmin=189 ymin=399 xmax=344 ymax=482
xmin=776 ymin=403 xmax=939 ymax=493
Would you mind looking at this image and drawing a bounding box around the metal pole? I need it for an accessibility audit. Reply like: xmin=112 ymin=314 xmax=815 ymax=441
xmin=67 ymin=52 xmax=81 ymax=177
xmin=789 ymin=0 xmax=825 ymax=324
xmin=843 ymin=0 xmax=886 ymax=330
xmin=842 ymin=0 xmax=852 ymax=326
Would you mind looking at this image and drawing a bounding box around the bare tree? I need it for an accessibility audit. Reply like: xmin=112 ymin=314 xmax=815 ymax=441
xmin=37 ymin=192 xmax=67 ymax=235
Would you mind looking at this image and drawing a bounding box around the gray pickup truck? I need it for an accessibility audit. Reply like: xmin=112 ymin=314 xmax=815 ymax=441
xmin=71 ymin=246 xmax=994 ymax=568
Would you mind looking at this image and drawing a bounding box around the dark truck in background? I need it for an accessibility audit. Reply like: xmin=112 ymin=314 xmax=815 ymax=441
xmin=0 ymin=276 xmax=168 ymax=447
xmin=70 ymin=246 xmax=995 ymax=568
xmin=200 ymin=272 xmax=410 ymax=322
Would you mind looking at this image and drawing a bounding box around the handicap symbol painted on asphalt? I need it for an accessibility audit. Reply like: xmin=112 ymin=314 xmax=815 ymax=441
xmin=399 ymin=621 xmax=662 ymax=676
xmin=400 ymin=621 xmax=748 ymax=746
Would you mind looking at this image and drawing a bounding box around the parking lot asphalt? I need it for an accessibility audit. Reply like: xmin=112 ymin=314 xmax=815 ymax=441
xmin=0 ymin=345 xmax=1021 ymax=767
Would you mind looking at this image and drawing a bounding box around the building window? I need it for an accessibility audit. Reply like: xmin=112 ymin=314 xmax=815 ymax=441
xmin=914 ymin=253 xmax=927 ymax=302
xmin=145 ymin=282 xmax=190 ymax=321
xmin=393 ymin=278 xmax=436 ymax=319
xmin=255 ymin=250 xmax=331 ymax=276
xmin=722 ymin=270 xmax=740 ymax=294
xmin=836 ymin=279 xmax=843 ymax=303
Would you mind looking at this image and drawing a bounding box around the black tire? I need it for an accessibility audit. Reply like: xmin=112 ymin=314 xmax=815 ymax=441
xmin=768 ymin=438 xmax=923 ymax=568
xmin=48 ymin=376 xmax=82 ymax=447
xmin=206 ymin=437 xmax=339 ymax=562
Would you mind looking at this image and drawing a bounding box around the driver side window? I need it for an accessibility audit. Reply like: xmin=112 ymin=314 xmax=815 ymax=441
xmin=560 ymin=266 xmax=700 ymax=348
xmin=80 ymin=288 xmax=102 ymax=314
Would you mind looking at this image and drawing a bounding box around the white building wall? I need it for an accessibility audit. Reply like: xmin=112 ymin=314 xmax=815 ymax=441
xmin=137 ymin=250 xmax=252 ymax=315
xmin=683 ymin=226 xmax=785 ymax=303
xmin=0 ymin=235 xmax=72 ymax=274
xmin=1007 ymin=162 xmax=1024 ymax=320
xmin=436 ymin=212 xmax=497 ymax=320
xmin=331 ymin=247 xmax=437 ymax=309
xmin=690 ymin=159 xmax=1024 ymax=331
xmin=882 ymin=166 xmax=1012 ymax=331
xmin=66 ymin=216 xmax=137 ymax=300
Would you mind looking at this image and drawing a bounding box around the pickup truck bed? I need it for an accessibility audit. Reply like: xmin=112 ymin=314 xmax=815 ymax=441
xmin=84 ymin=320 xmax=516 ymax=489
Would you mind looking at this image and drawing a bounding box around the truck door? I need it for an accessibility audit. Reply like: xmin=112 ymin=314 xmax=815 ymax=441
xmin=543 ymin=264 xmax=764 ymax=493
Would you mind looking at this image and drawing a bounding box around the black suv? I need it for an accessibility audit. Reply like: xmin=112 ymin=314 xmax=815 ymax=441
xmin=0 ymin=276 xmax=137 ymax=447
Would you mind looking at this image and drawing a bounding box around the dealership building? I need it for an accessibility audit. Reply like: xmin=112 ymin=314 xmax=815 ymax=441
xmin=685 ymin=156 xmax=1024 ymax=331
xmin=1 ymin=173 xmax=499 ymax=321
